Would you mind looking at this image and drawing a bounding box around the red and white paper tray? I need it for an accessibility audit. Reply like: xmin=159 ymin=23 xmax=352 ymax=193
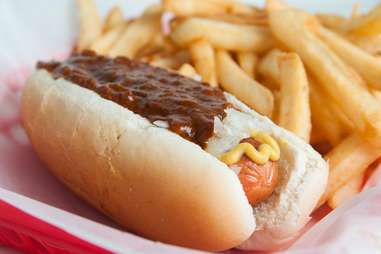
xmin=1 ymin=0 xmax=381 ymax=253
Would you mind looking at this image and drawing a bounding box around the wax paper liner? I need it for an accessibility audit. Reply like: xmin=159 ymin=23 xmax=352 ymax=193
xmin=1 ymin=1 xmax=380 ymax=253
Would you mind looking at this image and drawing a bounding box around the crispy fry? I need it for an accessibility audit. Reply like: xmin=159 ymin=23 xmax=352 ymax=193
xmin=203 ymin=14 xmax=268 ymax=26
xmin=319 ymin=134 xmax=381 ymax=206
xmin=316 ymin=13 xmax=348 ymax=32
xmin=268 ymin=7 xmax=381 ymax=147
xmin=108 ymin=14 xmax=160 ymax=58
xmin=257 ymin=49 xmax=284 ymax=88
xmin=216 ymin=50 xmax=274 ymax=116
xmin=277 ymin=53 xmax=311 ymax=142
xmin=142 ymin=3 xmax=163 ymax=16
xmin=162 ymin=0 xmax=233 ymax=16
xmin=189 ymin=39 xmax=217 ymax=87
xmin=272 ymin=90 xmax=280 ymax=124
xmin=342 ymin=3 xmax=381 ymax=36
xmin=150 ymin=50 xmax=191 ymax=69
xmin=178 ymin=63 xmax=200 ymax=80
xmin=77 ymin=0 xmax=102 ymax=51
xmin=103 ymin=6 xmax=124 ymax=32
xmin=310 ymin=125 xmax=328 ymax=146
xmin=327 ymin=173 xmax=363 ymax=209
xmin=351 ymin=2 xmax=361 ymax=19
xmin=372 ymin=89 xmax=381 ymax=104
xmin=317 ymin=26 xmax=381 ymax=89
xmin=229 ymin=2 xmax=263 ymax=16
xmin=310 ymin=82 xmax=350 ymax=146
xmin=170 ymin=18 xmax=274 ymax=52
xmin=348 ymin=34 xmax=381 ymax=56
xmin=90 ymin=24 xmax=126 ymax=55
xmin=135 ymin=33 xmax=176 ymax=59
xmin=237 ymin=52 xmax=258 ymax=79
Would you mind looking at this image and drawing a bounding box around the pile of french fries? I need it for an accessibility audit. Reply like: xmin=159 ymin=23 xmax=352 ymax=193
xmin=77 ymin=0 xmax=381 ymax=210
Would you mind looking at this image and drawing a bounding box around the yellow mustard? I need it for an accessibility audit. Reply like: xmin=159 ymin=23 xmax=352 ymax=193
xmin=219 ymin=130 xmax=280 ymax=165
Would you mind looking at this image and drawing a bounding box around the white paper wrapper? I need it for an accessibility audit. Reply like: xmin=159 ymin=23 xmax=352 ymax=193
xmin=0 ymin=0 xmax=380 ymax=253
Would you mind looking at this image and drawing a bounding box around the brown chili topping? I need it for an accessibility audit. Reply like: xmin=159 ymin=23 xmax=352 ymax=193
xmin=37 ymin=50 xmax=230 ymax=147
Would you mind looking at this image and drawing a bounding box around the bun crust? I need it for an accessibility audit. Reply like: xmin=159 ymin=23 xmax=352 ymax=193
xmin=21 ymin=70 xmax=255 ymax=251
xmin=21 ymin=70 xmax=328 ymax=251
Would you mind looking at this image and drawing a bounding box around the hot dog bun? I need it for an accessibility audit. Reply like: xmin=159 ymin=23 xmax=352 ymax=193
xmin=213 ymin=95 xmax=328 ymax=251
xmin=21 ymin=70 xmax=328 ymax=251
xmin=21 ymin=70 xmax=256 ymax=251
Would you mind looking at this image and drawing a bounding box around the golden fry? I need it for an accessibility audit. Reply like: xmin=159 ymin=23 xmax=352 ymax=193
xmin=103 ymin=6 xmax=124 ymax=32
xmin=202 ymin=14 xmax=268 ymax=26
xmin=318 ymin=134 xmax=381 ymax=206
xmin=77 ymin=0 xmax=102 ymax=51
xmin=257 ymin=49 xmax=284 ymax=88
xmin=109 ymin=14 xmax=160 ymax=58
xmin=178 ymin=63 xmax=200 ymax=80
xmin=317 ymin=26 xmax=381 ymax=89
xmin=348 ymin=34 xmax=381 ymax=56
xmin=237 ymin=52 xmax=258 ymax=79
xmin=150 ymin=50 xmax=191 ymax=70
xmin=142 ymin=3 xmax=163 ymax=16
xmin=310 ymin=82 xmax=351 ymax=146
xmin=162 ymin=0 xmax=236 ymax=16
xmin=316 ymin=13 xmax=348 ymax=32
xmin=189 ymin=39 xmax=217 ymax=87
xmin=342 ymin=3 xmax=381 ymax=36
xmin=277 ymin=53 xmax=311 ymax=142
xmin=171 ymin=18 xmax=274 ymax=52
xmin=90 ymin=24 xmax=125 ymax=55
xmin=268 ymin=7 xmax=381 ymax=147
xmin=327 ymin=173 xmax=363 ymax=209
xmin=216 ymin=50 xmax=274 ymax=116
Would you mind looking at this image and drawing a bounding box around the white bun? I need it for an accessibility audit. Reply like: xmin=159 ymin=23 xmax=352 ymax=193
xmin=21 ymin=70 xmax=255 ymax=251
xmin=213 ymin=94 xmax=328 ymax=251
xmin=21 ymin=70 xmax=328 ymax=251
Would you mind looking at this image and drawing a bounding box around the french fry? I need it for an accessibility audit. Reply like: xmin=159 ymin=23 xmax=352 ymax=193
xmin=89 ymin=24 xmax=126 ymax=55
xmin=150 ymin=50 xmax=191 ymax=70
xmin=203 ymin=14 xmax=268 ymax=26
xmin=237 ymin=52 xmax=258 ymax=79
xmin=312 ymin=141 xmax=332 ymax=155
xmin=108 ymin=14 xmax=160 ymax=58
xmin=272 ymin=90 xmax=280 ymax=124
xmin=319 ymin=134 xmax=381 ymax=206
xmin=162 ymin=0 xmax=233 ymax=16
xmin=310 ymin=82 xmax=350 ymax=146
xmin=103 ymin=6 xmax=124 ymax=32
xmin=189 ymin=39 xmax=218 ymax=87
xmin=277 ymin=53 xmax=311 ymax=142
xmin=351 ymin=2 xmax=361 ymax=19
xmin=327 ymin=173 xmax=363 ymax=209
xmin=142 ymin=3 xmax=163 ymax=16
xmin=216 ymin=50 xmax=274 ymax=116
xmin=257 ymin=49 xmax=284 ymax=88
xmin=170 ymin=18 xmax=274 ymax=52
xmin=316 ymin=13 xmax=348 ymax=32
xmin=342 ymin=3 xmax=381 ymax=36
xmin=77 ymin=0 xmax=102 ymax=51
xmin=229 ymin=2 xmax=263 ymax=16
xmin=348 ymin=34 xmax=381 ymax=56
xmin=178 ymin=63 xmax=200 ymax=80
xmin=317 ymin=26 xmax=381 ymax=90
xmin=310 ymin=125 xmax=328 ymax=146
xmin=268 ymin=6 xmax=381 ymax=147
xmin=372 ymin=89 xmax=381 ymax=104
xmin=135 ymin=33 xmax=174 ymax=59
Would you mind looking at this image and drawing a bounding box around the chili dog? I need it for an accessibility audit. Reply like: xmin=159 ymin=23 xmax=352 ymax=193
xmin=21 ymin=51 xmax=328 ymax=251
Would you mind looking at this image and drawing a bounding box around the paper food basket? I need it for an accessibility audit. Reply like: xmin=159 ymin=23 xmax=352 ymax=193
xmin=1 ymin=1 xmax=381 ymax=253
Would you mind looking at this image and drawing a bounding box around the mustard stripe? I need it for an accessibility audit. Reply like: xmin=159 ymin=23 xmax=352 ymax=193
xmin=219 ymin=131 xmax=280 ymax=165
